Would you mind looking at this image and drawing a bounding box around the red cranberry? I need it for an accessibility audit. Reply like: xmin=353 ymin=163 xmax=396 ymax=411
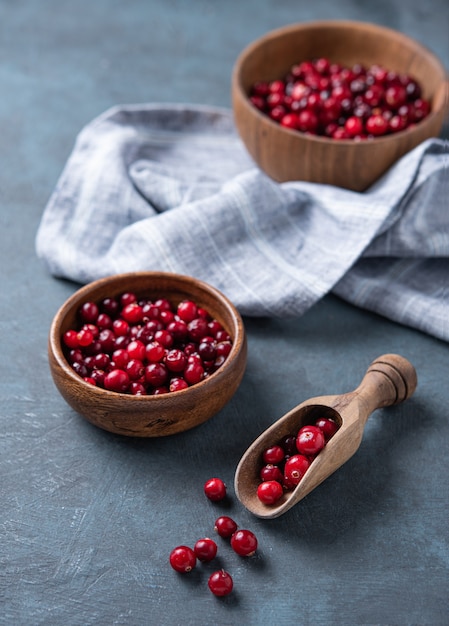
xmin=164 ymin=349 xmax=187 ymax=373
xmin=208 ymin=570 xmax=233 ymax=596
xmin=365 ymin=114 xmax=389 ymax=136
xmin=257 ymin=480 xmax=284 ymax=505
xmin=260 ymin=464 xmax=284 ymax=483
xmin=193 ymin=537 xmax=218 ymax=562
xmin=145 ymin=363 xmax=168 ymax=387
xmin=76 ymin=328 xmax=94 ymax=347
xmin=231 ymin=529 xmax=258 ymax=557
xmin=184 ymin=362 xmax=204 ymax=385
xmin=79 ymin=301 xmax=99 ymax=324
xmin=204 ymin=477 xmax=227 ymax=501
xmin=344 ymin=115 xmax=364 ymax=137
xmin=104 ymin=369 xmax=130 ymax=393
xmin=145 ymin=341 xmax=165 ymax=363
xmin=169 ymin=377 xmax=189 ymax=393
xmin=127 ymin=339 xmax=146 ymax=361
xmin=63 ymin=330 xmax=79 ymax=349
xmin=214 ymin=515 xmax=238 ymax=538
xmin=284 ymin=454 xmax=311 ymax=487
xmin=112 ymin=319 xmax=129 ymax=337
xmin=315 ymin=417 xmax=339 ymax=441
xmin=262 ymin=445 xmax=285 ymax=465
xmin=296 ymin=425 xmax=325 ymax=456
xmin=101 ymin=297 xmax=119 ymax=316
xmin=169 ymin=546 xmax=196 ymax=573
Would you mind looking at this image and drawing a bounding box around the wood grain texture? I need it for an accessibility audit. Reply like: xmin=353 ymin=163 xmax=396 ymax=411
xmin=232 ymin=20 xmax=448 ymax=190
xmin=235 ymin=354 xmax=417 ymax=518
xmin=48 ymin=272 xmax=247 ymax=437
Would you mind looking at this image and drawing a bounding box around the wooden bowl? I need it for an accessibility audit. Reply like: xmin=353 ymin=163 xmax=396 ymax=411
xmin=48 ymin=272 xmax=247 ymax=437
xmin=232 ymin=20 xmax=448 ymax=191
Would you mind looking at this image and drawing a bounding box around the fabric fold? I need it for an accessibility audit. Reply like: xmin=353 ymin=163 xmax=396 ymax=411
xmin=36 ymin=103 xmax=449 ymax=342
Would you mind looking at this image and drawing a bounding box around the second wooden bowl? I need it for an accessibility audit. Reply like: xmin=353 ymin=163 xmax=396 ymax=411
xmin=48 ymin=272 xmax=247 ymax=437
xmin=232 ymin=20 xmax=448 ymax=191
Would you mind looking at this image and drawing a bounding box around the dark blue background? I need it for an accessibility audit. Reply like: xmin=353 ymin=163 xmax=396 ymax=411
xmin=1 ymin=1 xmax=448 ymax=624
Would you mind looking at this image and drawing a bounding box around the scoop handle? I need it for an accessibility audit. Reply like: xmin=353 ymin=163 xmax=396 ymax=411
xmin=355 ymin=353 xmax=417 ymax=414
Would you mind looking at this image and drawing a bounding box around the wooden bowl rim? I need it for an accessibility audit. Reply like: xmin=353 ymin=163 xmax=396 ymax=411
xmin=49 ymin=271 xmax=246 ymax=404
xmin=233 ymin=19 xmax=448 ymax=146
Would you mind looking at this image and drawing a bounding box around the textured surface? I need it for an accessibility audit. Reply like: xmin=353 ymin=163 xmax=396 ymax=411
xmin=1 ymin=1 xmax=448 ymax=625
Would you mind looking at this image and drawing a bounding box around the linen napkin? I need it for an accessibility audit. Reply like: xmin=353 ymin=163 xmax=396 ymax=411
xmin=35 ymin=104 xmax=449 ymax=342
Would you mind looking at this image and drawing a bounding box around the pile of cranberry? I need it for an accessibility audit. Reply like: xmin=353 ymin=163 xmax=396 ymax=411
xmin=62 ymin=293 xmax=232 ymax=395
xmin=249 ymin=57 xmax=430 ymax=139
xmin=257 ymin=417 xmax=340 ymax=506
xmin=169 ymin=478 xmax=258 ymax=597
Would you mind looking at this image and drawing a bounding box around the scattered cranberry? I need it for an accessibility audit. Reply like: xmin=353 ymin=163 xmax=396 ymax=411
xmin=194 ymin=538 xmax=218 ymax=562
xmin=231 ymin=529 xmax=258 ymax=557
xmin=169 ymin=546 xmax=197 ymax=573
xmin=208 ymin=570 xmax=233 ymax=597
xmin=249 ymin=58 xmax=430 ymax=139
xmin=214 ymin=515 xmax=238 ymax=538
xmin=62 ymin=292 xmax=233 ymax=395
xmin=204 ymin=477 xmax=227 ymax=502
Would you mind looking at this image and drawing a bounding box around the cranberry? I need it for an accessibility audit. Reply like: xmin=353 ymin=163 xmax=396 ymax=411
xmin=63 ymin=330 xmax=79 ymax=349
xmin=126 ymin=358 xmax=145 ymax=380
xmin=127 ymin=340 xmax=146 ymax=361
xmin=145 ymin=341 xmax=166 ymax=363
xmin=231 ymin=529 xmax=258 ymax=557
xmin=193 ymin=537 xmax=218 ymax=562
xmin=214 ymin=516 xmax=238 ymax=538
xmin=204 ymin=477 xmax=227 ymax=501
xmin=104 ymin=369 xmax=130 ymax=393
xmin=166 ymin=320 xmax=188 ymax=341
xmin=154 ymin=329 xmax=173 ymax=348
xmin=262 ymin=445 xmax=285 ymax=465
xmin=130 ymin=382 xmax=146 ymax=395
xmin=79 ymin=301 xmax=99 ymax=324
xmin=112 ymin=319 xmax=129 ymax=337
xmin=365 ymin=114 xmax=389 ymax=136
xmin=344 ymin=115 xmax=364 ymax=137
xmin=112 ymin=348 xmax=129 ymax=369
xmin=283 ymin=454 xmax=311 ymax=487
xmin=145 ymin=363 xmax=168 ymax=387
xmin=385 ymin=84 xmax=407 ymax=109
xmin=169 ymin=546 xmax=196 ymax=573
xmin=169 ymin=377 xmax=189 ymax=393
xmin=101 ymin=297 xmax=119 ymax=316
xmin=281 ymin=435 xmax=298 ymax=456
xmin=120 ymin=292 xmax=137 ymax=307
xmin=164 ymin=349 xmax=187 ymax=372
xmin=208 ymin=570 xmax=233 ymax=597
xmin=76 ymin=328 xmax=94 ymax=347
xmin=315 ymin=417 xmax=339 ymax=441
xmin=257 ymin=480 xmax=284 ymax=505
xmin=260 ymin=464 xmax=284 ymax=483
xmin=184 ymin=362 xmax=204 ymax=385
xmin=280 ymin=113 xmax=298 ymax=129
xmin=296 ymin=425 xmax=325 ymax=456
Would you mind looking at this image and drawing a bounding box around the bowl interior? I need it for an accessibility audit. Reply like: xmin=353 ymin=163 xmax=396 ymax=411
xmin=232 ymin=20 xmax=447 ymax=189
xmin=49 ymin=272 xmax=247 ymax=437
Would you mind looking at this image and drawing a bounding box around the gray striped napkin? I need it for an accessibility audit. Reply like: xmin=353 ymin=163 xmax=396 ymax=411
xmin=36 ymin=104 xmax=449 ymax=342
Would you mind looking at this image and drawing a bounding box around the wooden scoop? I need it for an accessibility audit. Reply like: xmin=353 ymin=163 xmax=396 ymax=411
xmin=234 ymin=354 xmax=417 ymax=519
